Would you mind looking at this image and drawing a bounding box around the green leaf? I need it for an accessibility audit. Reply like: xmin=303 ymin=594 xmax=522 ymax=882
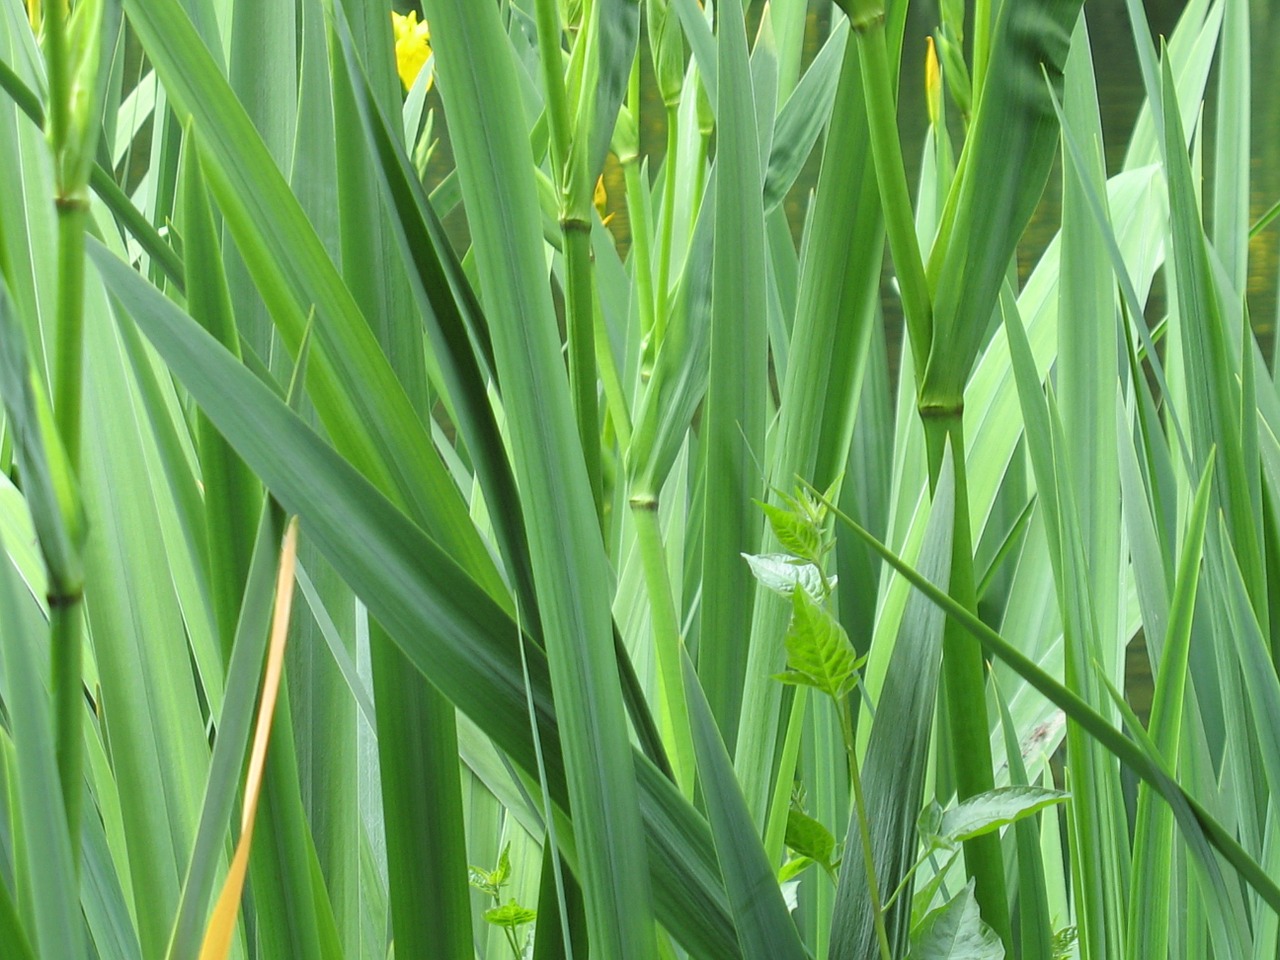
xmin=759 ymin=500 xmax=822 ymax=562
xmin=0 ymin=283 xmax=84 ymax=595
xmin=683 ymin=653 xmax=808 ymax=960
xmin=763 ymin=20 xmax=847 ymax=211
xmin=698 ymin=0 xmax=769 ymax=741
xmin=742 ymin=552 xmax=830 ymax=598
xmin=777 ymin=857 xmax=814 ymax=884
xmin=484 ymin=900 xmax=538 ymax=929
xmin=585 ymin=0 xmax=640 ymax=176
xmin=784 ymin=807 xmax=837 ymax=868
xmin=469 ymin=841 xmax=513 ymax=899
xmin=928 ymin=787 xmax=1068 ymax=848
xmin=774 ymin=587 xmax=860 ymax=701
xmin=909 ymin=882 xmax=1004 ymax=960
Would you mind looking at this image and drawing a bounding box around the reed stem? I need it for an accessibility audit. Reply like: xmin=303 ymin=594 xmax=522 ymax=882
xmin=922 ymin=409 xmax=1012 ymax=952
xmin=630 ymin=495 xmax=696 ymax=796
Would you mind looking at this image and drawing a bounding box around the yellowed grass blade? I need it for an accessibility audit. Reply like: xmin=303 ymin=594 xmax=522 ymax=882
xmin=198 ymin=518 xmax=300 ymax=960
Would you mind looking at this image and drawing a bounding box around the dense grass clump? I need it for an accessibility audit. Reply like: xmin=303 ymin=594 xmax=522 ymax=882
xmin=0 ymin=0 xmax=1278 ymax=958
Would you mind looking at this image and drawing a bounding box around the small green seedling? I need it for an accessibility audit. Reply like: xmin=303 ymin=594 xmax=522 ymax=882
xmin=469 ymin=844 xmax=538 ymax=959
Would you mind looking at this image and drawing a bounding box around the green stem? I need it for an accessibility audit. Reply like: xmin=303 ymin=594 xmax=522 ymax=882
xmin=921 ymin=409 xmax=1012 ymax=951
xmin=54 ymin=200 xmax=87 ymax=471
xmin=854 ymin=17 xmax=932 ymax=381
xmin=49 ymin=593 xmax=83 ymax=850
xmin=564 ymin=221 xmax=603 ymax=522
xmin=50 ymin=195 xmax=88 ymax=861
xmin=533 ymin=0 xmax=601 ymax=520
xmin=839 ymin=694 xmax=892 ymax=960
xmin=629 ymin=496 xmax=696 ymax=796
xmin=532 ymin=0 xmax=573 ymax=178
xmin=43 ymin=0 xmax=70 ymax=156
xmin=654 ymin=104 xmax=680 ymax=353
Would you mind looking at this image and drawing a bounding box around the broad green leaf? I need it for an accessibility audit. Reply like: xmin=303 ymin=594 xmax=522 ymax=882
xmin=421 ymin=0 xmax=659 ymax=954
xmin=928 ymin=788 xmax=1068 ymax=848
xmin=743 ymin=552 xmax=830 ymax=599
xmin=585 ymin=0 xmax=640 ymax=177
xmin=759 ymin=501 xmax=821 ymax=563
xmin=775 ymin=587 xmax=860 ymax=701
xmin=1160 ymin=46 xmax=1265 ymax=627
xmin=1127 ymin=454 xmax=1214 ymax=960
xmin=178 ymin=133 xmax=259 ymax=661
xmin=698 ymin=0 xmax=768 ymax=741
xmin=785 ymin=807 xmax=837 ymax=869
xmin=0 ymin=873 xmax=36 ymax=960
xmin=485 ymin=901 xmax=538 ymax=929
xmin=909 ymin=882 xmax=1004 ymax=960
xmin=734 ymin=1 xmax=905 ymax=826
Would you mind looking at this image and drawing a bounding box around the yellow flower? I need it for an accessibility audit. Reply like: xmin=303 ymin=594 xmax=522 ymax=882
xmin=26 ymin=0 xmax=40 ymax=30
xmin=925 ymin=36 xmax=941 ymax=128
xmin=594 ymin=175 xmax=615 ymax=227
xmin=392 ymin=10 xmax=432 ymax=93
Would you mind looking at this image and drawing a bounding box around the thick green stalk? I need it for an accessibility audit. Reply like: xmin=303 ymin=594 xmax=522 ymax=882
xmin=53 ymin=201 xmax=87 ymax=465
xmin=629 ymin=497 xmax=695 ymax=795
xmin=50 ymin=197 xmax=87 ymax=861
xmin=853 ymin=17 xmax=932 ymax=378
xmin=922 ymin=410 xmax=1011 ymax=950
xmin=853 ymin=7 xmax=1010 ymax=944
xmin=564 ymin=221 xmax=603 ymax=517
xmin=43 ymin=0 xmax=71 ymax=156
xmin=533 ymin=0 xmax=574 ymax=178
xmin=534 ymin=0 xmax=602 ymax=517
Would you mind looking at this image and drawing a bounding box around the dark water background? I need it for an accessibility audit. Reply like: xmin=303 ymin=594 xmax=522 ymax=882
xmin=593 ymin=0 xmax=1280 ymax=347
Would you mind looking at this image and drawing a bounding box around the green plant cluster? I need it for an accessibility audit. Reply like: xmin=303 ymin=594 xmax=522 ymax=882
xmin=0 ymin=0 xmax=1277 ymax=959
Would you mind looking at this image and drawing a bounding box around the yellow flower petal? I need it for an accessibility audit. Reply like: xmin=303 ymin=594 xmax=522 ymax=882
xmin=392 ymin=10 xmax=433 ymax=93
xmin=925 ymin=36 xmax=941 ymax=129
xmin=594 ymin=175 xmax=615 ymax=227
